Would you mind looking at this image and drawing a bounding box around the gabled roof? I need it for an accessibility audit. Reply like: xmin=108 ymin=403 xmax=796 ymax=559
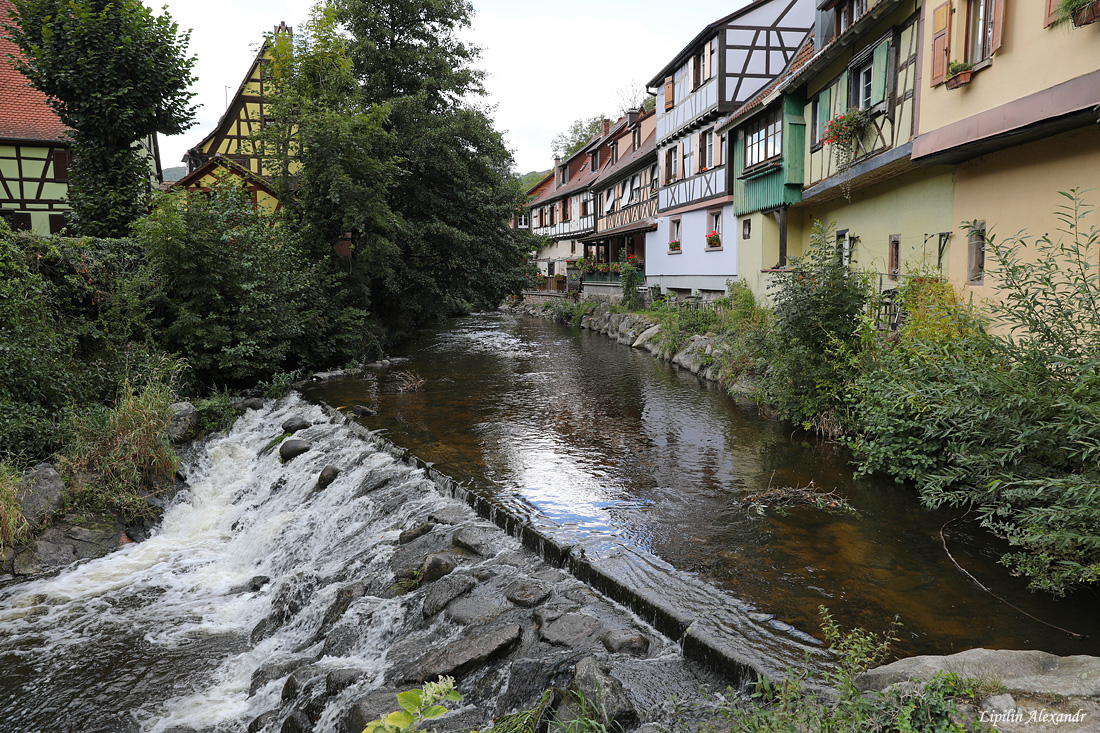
xmin=592 ymin=127 xmax=656 ymax=191
xmin=528 ymin=118 xmax=629 ymax=207
xmin=171 ymin=154 xmax=279 ymax=198
xmin=715 ymin=35 xmax=815 ymax=133
xmin=0 ymin=0 xmax=69 ymax=142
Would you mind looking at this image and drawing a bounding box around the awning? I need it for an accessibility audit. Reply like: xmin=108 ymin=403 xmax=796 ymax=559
xmin=578 ymin=219 xmax=658 ymax=243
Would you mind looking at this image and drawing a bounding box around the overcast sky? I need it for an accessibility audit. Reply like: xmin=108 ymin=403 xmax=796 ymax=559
xmin=157 ymin=0 xmax=751 ymax=174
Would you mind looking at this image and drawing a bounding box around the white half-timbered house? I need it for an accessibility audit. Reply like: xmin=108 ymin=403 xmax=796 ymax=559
xmin=645 ymin=0 xmax=815 ymax=297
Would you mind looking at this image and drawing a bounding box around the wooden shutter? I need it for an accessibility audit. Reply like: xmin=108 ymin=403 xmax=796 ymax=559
xmin=837 ymin=71 xmax=849 ymax=111
xmin=817 ymin=88 xmax=832 ymax=134
xmin=664 ymin=76 xmax=674 ymax=110
xmin=1045 ymin=0 xmax=1060 ymax=27
xmin=990 ymin=0 xmax=1006 ymax=54
xmin=10 ymin=212 xmax=32 ymax=230
xmin=930 ymin=1 xmax=950 ymax=86
xmin=52 ymin=149 xmax=70 ymax=183
xmin=49 ymin=213 xmax=67 ymax=234
xmin=871 ymin=39 xmax=890 ymax=106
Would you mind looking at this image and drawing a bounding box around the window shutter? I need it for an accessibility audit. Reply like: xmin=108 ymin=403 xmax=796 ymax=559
xmin=991 ymin=0 xmax=1006 ymax=54
xmin=817 ymin=88 xmax=832 ymax=134
xmin=837 ymin=71 xmax=849 ymax=111
xmin=871 ymin=39 xmax=890 ymax=106
xmin=664 ymin=76 xmax=674 ymax=110
xmin=930 ymin=1 xmax=950 ymax=86
xmin=53 ymin=149 xmax=71 ymax=182
xmin=1045 ymin=0 xmax=1060 ymax=26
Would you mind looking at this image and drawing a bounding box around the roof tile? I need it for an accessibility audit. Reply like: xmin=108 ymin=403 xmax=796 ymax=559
xmin=0 ymin=0 xmax=69 ymax=142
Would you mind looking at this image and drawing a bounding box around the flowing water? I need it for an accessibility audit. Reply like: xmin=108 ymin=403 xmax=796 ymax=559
xmin=0 ymin=399 xmax=473 ymax=732
xmin=1 ymin=311 xmax=1097 ymax=732
xmin=306 ymin=311 xmax=1100 ymax=658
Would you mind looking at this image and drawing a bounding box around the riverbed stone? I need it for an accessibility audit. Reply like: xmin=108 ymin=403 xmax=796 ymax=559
xmin=282 ymin=416 xmax=311 ymax=434
xmin=341 ymin=689 xmax=412 ymax=733
xmin=17 ymin=463 xmax=64 ymax=528
xmin=319 ymin=579 xmax=371 ymax=633
xmin=451 ymin=526 xmax=499 ymax=557
xmin=326 ymin=668 xmax=365 ymax=697
xmin=230 ymin=575 xmax=270 ymax=594
xmin=279 ymin=439 xmax=312 ymax=463
xmin=445 ymin=593 xmax=509 ymax=625
xmin=279 ymin=709 xmax=312 ymax=733
xmin=672 ymin=337 xmax=712 ymax=374
xmin=247 ymin=711 xmax=279 ymax=733
xmin=601 ymin=628 xmax=650 ymax=656
xmin=282 ymin=664 xmax=327 ymax=703
xmin=13 ymin=540 xmax=76 ymax=575
xmin=241 ymin=397 xmax=266 ymax=410
xmin=855 ymin=649 xmax=1061 ymax=694
xmin=316 ymin=465 xmax=340 ymax=490
xmin=322 ymin=622 xmax=359 ymax=658
xmin=556 ymin=656 xmax=639 ymax=730
xmin=250 ymin=655 xmax=313 ymax=694
xmin=420 ymin=552 xmax=457 ymax=583
xmin=167 ymin=402 xmax=198 ymax=442
xmin=423 ymin=574 xmax=477 ymax=617
xmin=981 ymin=694 xmax=1018 ymax=716
xmin=400 ymin=623 xmax=522 ymax=683
xmin=352 ymin=404 xmax=376 ymax=417
xmin=399 ymin=522 xmax=435 ymax=544
xmin=505 ymin=579 xmax=551 ymax=608
xmin=270 ymin=573 xmax=318 ymax=627
xmin=540 ymin=611 xmax=603 ymax=648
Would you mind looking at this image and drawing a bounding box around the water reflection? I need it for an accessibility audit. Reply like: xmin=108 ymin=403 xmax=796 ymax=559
xmin=307 ymin=312 xmax=1100 ymax=658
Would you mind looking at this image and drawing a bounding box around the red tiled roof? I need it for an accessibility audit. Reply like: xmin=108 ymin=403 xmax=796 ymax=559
xmin=0 ymin=0 xmax=69 ymax=142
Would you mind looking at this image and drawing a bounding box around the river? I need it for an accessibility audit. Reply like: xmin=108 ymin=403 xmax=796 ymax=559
xmin=307 ymin=311 xmax=1099 ymax=658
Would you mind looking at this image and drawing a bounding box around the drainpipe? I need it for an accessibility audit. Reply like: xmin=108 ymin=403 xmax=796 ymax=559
xmin=778 ymin=205 xmax=789 ymax=267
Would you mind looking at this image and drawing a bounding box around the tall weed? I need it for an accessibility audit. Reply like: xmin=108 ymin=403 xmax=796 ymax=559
xmin=0 ymin=462 xmax=30 ymax=549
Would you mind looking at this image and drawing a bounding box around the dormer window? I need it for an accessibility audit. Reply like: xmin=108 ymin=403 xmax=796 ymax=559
xmin=611 ymin=141 xmax=618 ymax=164
xmin=559 ymin=166 xmax=569 ymax=186
xmin=590 ymin=151 xmax=599 ymax=172
xmin=828 ymin=0 xmax=866 ymax=38
xmin=633 ymin=127 xmax=641 ymax=151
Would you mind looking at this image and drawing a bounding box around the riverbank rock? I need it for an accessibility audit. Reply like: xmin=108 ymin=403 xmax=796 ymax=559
xmin=17 ymin=463 xmax=64 ymax=529
xmin=317 ymin=465 xmax=339 ymax=489
xmin=282 ymin=416 xmax=311 ymax=434
xmin=167 ymin=402 xmax=198 ymax=442
xmin=279 ymin=439 xmax=312 ymax=463
xmin=240 ymin=397 xmax=266 ymax=410
xmin=856 ymin=649 xmax=1100 ymax=732
xmin=555 ymin=656 xmax=639 ymax=730
xmin=13 ymin=539 xmax=76 ymax=575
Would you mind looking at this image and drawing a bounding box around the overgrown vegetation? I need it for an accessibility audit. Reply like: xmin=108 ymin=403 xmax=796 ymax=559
xmin=0 ymin=462 xmax=30 ymax=549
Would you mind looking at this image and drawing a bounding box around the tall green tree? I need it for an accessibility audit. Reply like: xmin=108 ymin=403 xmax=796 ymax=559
xmin=4 ymin=0 xmax=196 ymax=236
xmin=551 ymin=116 xmax=606 ymax=159
xmin=331 ymin=0 xmax=538 ymax=331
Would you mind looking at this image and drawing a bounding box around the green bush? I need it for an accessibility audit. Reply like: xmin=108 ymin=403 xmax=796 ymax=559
xmin=0 ymin=461 xmax=30 ymax=549
xmin=850 ymin=191 xmax=1100 ymax=595
xmin=761 ymin=221 xmax=871 ymax=433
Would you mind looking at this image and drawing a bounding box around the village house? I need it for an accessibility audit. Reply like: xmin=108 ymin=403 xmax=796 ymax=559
xmin=174 ymin=23 xmax=290 ymax=213
xmin=0 ymin=0 xmax=162 ymax=234
xmin=912 ymin=0 xmax=1100 ymax=299
xmin=645 ymin=0 xmax=816 ymax=299
xmin=579 ymin=106 xmax=659 ymax=301
xmin=527 ymin=118 xmax=623 ymax=290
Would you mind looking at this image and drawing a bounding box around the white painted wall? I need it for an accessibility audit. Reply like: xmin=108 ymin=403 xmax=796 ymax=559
xmin=646 ymin=205 xmax=737 ymax=295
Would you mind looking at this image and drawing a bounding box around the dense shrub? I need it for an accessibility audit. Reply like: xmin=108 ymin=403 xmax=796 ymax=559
xmin=762 ymin=221 xmax=871 ymax=432
xmin=851 ymin=191 xmax=1100 ymax=594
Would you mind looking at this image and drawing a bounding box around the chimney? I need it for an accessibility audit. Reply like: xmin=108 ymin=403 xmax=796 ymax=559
xmin=627 ymin=108 xmax=639 ymax=127
xmin=601 ymin=118 xmax=610 ymax=136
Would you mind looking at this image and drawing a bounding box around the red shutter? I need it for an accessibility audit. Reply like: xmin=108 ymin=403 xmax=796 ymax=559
xmin=930 ymin=2 xmax=951 ymax=86
xmin=991 ymin=0 xmax=1006 ymax=54
xmin=664 ymin=76 xmax=674 ymax=110
xmin=1045 ymin=0 xmax=1060 ymax=26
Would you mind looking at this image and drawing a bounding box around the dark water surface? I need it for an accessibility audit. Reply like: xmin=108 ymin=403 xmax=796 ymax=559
xmin=307 ymin=311 xmax=1100 ymax=659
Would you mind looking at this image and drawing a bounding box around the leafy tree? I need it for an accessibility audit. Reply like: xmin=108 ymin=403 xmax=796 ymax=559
xmin=551 ymin=116 xmax=606 ymax=159
xmin=5 ymin=0 xmax=196 ymax=236
xmin=518 ymin=169 xmax=550 ymax=191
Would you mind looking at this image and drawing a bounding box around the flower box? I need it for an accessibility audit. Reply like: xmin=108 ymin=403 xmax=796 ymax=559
xmin=945 ymin=70 xmax=972 ymax=89
xmin=1072 ymin=0 xmax=1100 ymax=26
xmin=668 ymin=240 xmax=681 ymax=252
xmin=705 ymin=231 xmax=721 ymax=248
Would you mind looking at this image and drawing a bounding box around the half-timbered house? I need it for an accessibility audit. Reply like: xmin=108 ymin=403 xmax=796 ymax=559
xmin=528 ymin=119 xmax=622 ymax=286
xmin=172 ymin=155 xmax=281 ymax=214
xmin=645 ymin=0 xmax=816 ymax=298
xmin=768 ymin=0 xmax=955 ymax=302
xmin=913 ymin=1 xmax=1100 ymax=301
xmin=580 ymin=107 xmax=658 ymax=299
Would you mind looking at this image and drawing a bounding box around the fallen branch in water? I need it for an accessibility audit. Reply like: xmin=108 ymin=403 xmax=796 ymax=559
xmin=739 ymin=480 xmax=860 ymax=517
xmin=395 ymin=370 xmax=426 ymax=393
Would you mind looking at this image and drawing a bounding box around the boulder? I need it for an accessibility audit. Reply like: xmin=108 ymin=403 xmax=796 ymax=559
xmin=247 ymin=711 xmax=279 ymax=733
xmin=428 ymin=506 xmax=470 ymax=525
xmin=316 ymin=465 xmax=340 ymax=490
xmin=322 ymin=623 xmax=359 ymax=658
xmin=600 ymin=629 xmax=650 ymax=656
xmin=540 ymin=612 xmax=603 ymax=648
xmin=231 ymin=575 xmax=271 ymax=594
xmin=281 ymin=416 xmax=311 ymax=434
xmin=855 ymin=649 xmax=1060 ymax=694
xmin=341 ymin=689 xmax=411 ymax=733
xmin=17 ymin=464 xmax=64 ymax=528
xmin=504 ymin=579 xmax=551 ymax=608
xmin=279 ymin=710 xmax=312 ymax=733
xmin=419 ymin=553 xmax=457 ymax=583
xmin=326 ymin=668 xmax=365 ymax=697
xmin=557 ymin=656 xmax=638 ymax=730
xmin=632 ymin=324 xmax=661 ymax=350
xmin=270 ymin=573 xmax=318 ymax=627
xmin=318 ymin=580 xmax=371 ymax=632
xmin=445 ymin=594 xmax=509 ymax=625
xmin=398 ymin=522 xmax=435 ymax=545
xmin=400 ymin=623 xmax=522 ymax=683
xmin=282 ymin=664 xmax=327 ymax=703
xmin=167 ymin=402 xmax=198 ymax=442
xmin=451 ymin=526 xmax=498 ymax=557
xmin=279 ymin=439 xmax=312 ymax=463
xmin=352 ymin=405 xmax=377 ymax=417
xmin=241 ymin=397 xmax=266 ymax=410
xmin=672 ymin=337 xmax=712 ymax=374
xmin=250 ymin=655 xmax=313 ymax=695
xmin=13 ymin=540 xmax=76 ymax=575
xmin=422 ymin=574 xmax=477 ymax=617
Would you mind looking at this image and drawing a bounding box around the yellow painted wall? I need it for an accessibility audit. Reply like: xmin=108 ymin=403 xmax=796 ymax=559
xmin=0 ymin=142 xmax=69 ymax=234
xmin=919 ymin=2 xmax=1100 ymax=133
xmin=948 ymin=125 xmax=1100 ymax=302
xmin=738 ymin=210 xmax=803 ymax=302
xmin=790 ymin=166 xmax=957 ymax=291
xmin=188 ymin=167 xmax=280 ymax=215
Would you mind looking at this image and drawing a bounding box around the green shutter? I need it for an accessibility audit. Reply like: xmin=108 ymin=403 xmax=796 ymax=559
xmin=871 ymin=39 xmax=890 ymax=106
xmin=817 ymin=87 xmax=832 ymax=132
xmin=837 ymin=72 xmax=848 ymax=113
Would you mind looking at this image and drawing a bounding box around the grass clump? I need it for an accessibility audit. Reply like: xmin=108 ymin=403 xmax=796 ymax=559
xmin=195 ymin=388 xmax=244 ymax=437
xmin=0 ymin=462 xmax=30 ymax=550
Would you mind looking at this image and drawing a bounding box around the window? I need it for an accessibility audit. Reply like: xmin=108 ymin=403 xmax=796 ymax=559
xmin=49 ymin=213 xmax=67 ymax=234
xmin=707 ymin=211 xmax=722 ymax=248
xmin=560 ymin=165 xmax=568 ymax=186
xmin=562 ymin=197 xmax=571 ymax=222
xmin=967 ymin=0 xmax=996 ymax=64
xmin=590 ymin=151 xmax=599 ymax=172
xmin=670 ymin=218 xmax=682 ymax=246
xmin=833 ymin=0 xmax=867 ymax=37
xmin=629 ymin=174 xmax=641 ymax=203
xmin=836 ymin=229 xmax=851 ymax=268
xmin=603 ymin=189 xmax=616 ymax=214
xmin=633 ymin=127 xmax=641 ymax=151
xmin=549 ymin=204 xmax=556 ymax=226
xmin=709 ymin=39 xmax=717 ymax=81
xmin=742 ymin=218 xmax=752 ymax=240
xmin=580 ymin=199 xmax=589 ymax=218
xmin=693 ymin=48 xmax=705 ymax=88
xmin=968 ymin=222 xmax=986 ymax=284
xmin=683 ymin=142 xmax=693 ymax=178
xmin=854 ymin=61 xmax=873 ymax=110
xmin=810 ymin=96 xmax=821 ymax=146
xmin=744 ymin=107 xmax=782 ymax=170
xmin=888 ymin=234 xmax=900 ymax=280
xmin=701 ymin=129 xmax=714 ymax=170
xmin=650 ymin=164 xmax=659 ymax=195
xmin=619 ymin=180 xmax=630 ymax=208
xmin=611 ymin=141 xmax=619 ymax=164
xmin=517 ymin=213 xmax=530 ymax=228
xmin=571 ymin=242 xmax=576 ymax=254
xmin=664 ymin=147 xmax=678 ymax=184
